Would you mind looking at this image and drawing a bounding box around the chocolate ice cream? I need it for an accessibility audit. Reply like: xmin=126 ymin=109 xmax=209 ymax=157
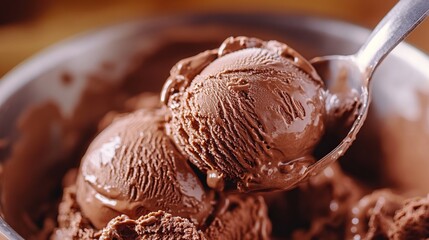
xmin=346 ymin=191 xmax=429 ymax=240
xmin=53 ymin=36 xmax=412 ymax=240
xmin=8 ymin=33 xmax=426 ymax=240
xmin=75 ymin=108 xmax=214 ymax=229
xmin=99 ymin=211 xmax=205 ymax=240
xmin=49 ymin=88 xmax=273 ymax=239
xmin=265 ymin=163 xmax=429 ymax=240
xmin=391 ymin=195 xmax=429 ymax=239
xmin=346 ymin=189 xmax=406 ymax=239
xmin=51 ymin=185 xmax=99 ymax=239
xmin=99 ymin=195 xmax=271 ymax=240
xmin=205 ymin=195 xmax=271 ymax=239
xmin=263 ymin=162 xmax=365 ymax=239
xmin=162 ymin=36 xmax=326 ymax=192
xmin=53 ymin=181 xmax=270 ymax=239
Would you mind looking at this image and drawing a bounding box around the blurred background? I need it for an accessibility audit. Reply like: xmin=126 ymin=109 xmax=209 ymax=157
xmin=0 ymin=0 xmax=428 ymax=77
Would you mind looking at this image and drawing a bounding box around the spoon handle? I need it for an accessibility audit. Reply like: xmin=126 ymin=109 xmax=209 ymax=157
xmin=355 ymin=0 xmax=429 ymax=76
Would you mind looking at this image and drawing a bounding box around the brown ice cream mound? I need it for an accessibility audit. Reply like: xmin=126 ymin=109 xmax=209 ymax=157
xmin=266 ymin=165 xmax=427 ymax=240
xmin=76 ymin=108 xmax=214 ymax=229
xmin=360 ymin=194 xmax=429 ymax=240
xmin=49 ymin=90 xmax=273 ymax=239
xmin=53 ymin=186 xmax=205 ymax=240
xmin=99 ymin=195 xmax=271 ymax=240
xmin=391 ymin=195 xmax=429 ymax=239
xmin=265 ymin=163 xmax=364 ymax=239
xmin=346 ymin=189 xmax=405 ymax=240
xmin=53 ymin=185 xmax=270 ymax=240
xmin=100 ymin=212 xmax=205 ymax=240
xmin=205 ymin=195 xmax=271 ymax=239
xmin=51 ymin=186 xmax=99 ymax=240
xmin=162 ymin=36 xmax=326 ymax=192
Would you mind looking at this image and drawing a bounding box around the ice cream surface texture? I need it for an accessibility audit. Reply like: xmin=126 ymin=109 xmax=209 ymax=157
xmin=75 ymin=108 xmax=214 ymax=229
xmin=162 ymin=36 xmax=326 ymax=192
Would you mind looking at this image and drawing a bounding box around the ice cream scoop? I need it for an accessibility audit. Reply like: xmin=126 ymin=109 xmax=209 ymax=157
xmin=162 ymin=0 xmax=429 ymax=192
xmin=75 ymin=108 xmax=214 ymax=229
xmin=162 ymin=36 xmax=326 ymax=192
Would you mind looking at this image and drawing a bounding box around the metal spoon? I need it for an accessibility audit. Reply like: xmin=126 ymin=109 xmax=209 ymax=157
xmin=306 ymin=0 xmax=429 ymax=178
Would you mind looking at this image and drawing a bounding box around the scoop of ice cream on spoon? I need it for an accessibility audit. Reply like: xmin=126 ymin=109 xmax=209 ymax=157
xmin=162 ymin=36 xmax=327 ymax=192
xmin=161 ymin=0 xmax=428 ymax=192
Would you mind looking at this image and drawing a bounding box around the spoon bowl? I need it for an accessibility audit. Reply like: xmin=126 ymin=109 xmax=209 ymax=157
xmin=303 ymin=0 xmax=429 ymax=179
xmin=307 ymin=55 xmax=369 ymax=177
